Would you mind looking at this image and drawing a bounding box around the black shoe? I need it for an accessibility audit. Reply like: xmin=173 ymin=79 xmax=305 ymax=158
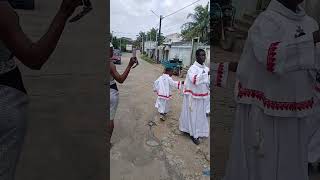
xmin=190 ymin=136 xmax=200 ymax=145
xmin=160 ymin=113 xmax=165 ymax=121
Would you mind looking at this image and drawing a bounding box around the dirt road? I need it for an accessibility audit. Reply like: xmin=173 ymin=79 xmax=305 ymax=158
xmin=110 ymin=53 xmax=210 ymax=180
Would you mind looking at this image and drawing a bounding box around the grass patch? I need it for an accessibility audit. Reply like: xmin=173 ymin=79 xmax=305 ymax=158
xmin=140 ymin=54 xmax=156 ymax=64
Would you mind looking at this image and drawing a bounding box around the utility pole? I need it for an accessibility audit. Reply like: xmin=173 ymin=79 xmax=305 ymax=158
xmin=142 ymin=35 xmax=144 ymax=54
xmin=111 ymin=31 xmax=115 ymax=49
xmin=158 ymin=16 xmax=162 ymax=46
xmin=120 ymin=38 xmax=122 ymax=52
xmin=157 ymin=15 xmax=163 ymax=63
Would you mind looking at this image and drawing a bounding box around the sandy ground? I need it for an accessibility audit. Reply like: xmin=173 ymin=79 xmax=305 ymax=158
xmin=110 ymin=52 xmax=210 ymax=180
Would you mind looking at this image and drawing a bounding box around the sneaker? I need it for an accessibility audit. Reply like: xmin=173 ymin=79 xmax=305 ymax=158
xmin=190 ymin=136 xmax=200 ymax=145
xmin=160 ymin=114 xmax=165 ymax=121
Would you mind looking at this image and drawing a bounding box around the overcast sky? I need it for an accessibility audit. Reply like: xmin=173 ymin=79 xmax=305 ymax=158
xmin=110 ymin=0 xmax=209 ymax=40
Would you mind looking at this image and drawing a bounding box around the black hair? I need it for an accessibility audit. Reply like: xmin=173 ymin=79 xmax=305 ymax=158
xmin=196 ymin=49 xmax=206 ymax=56
xmin=165 ymin=67 xmax=173 ymax=72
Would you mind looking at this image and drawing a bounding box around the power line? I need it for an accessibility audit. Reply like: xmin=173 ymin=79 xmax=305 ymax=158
xmin=161 ymin=23 xmax=183 ymax=31
xmin=163 ymin=0 xmax=202 ymax=19
xmin=150 ymin=10 xmax=160 ymax=18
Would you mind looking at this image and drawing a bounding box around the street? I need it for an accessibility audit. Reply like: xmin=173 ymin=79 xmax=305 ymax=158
xmin=110 ymin=52 xmax=210 ymax=180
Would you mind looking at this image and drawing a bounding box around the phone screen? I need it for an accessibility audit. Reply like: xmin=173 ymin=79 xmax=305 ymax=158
xmin=132 ymin=48 xmax=136 ymax=58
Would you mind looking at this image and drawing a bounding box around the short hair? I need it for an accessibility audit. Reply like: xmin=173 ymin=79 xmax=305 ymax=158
xmin=165 ymin=67 xmax=173 ymax=72
xmin=196 ymin=49 xmax=206 ymax=56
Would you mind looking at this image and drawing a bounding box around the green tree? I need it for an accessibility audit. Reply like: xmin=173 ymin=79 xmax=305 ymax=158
xmin=181 ymin=3 xmax=209 ymax=43
xmin=111 ymin=36 xmax=120 ymax=49
xmin=146 ymin=28 xmax=158 ymax=41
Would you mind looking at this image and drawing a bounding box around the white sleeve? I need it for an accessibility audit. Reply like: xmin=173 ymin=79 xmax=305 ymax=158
xmin=188 ymin=67 xmax=210 ymax=85
xmin=249 ymin=14 xmax=318 ymax=75
xmin=153 ymin=79 xmax=159 ymax=92
xmin=168 ymin=77 xmax=182 ymax=90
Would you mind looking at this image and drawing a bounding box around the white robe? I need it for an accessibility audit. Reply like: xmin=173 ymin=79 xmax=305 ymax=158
xmin=153 ymin=74 xmax=182 ymax=114
xmin=224 ymin=1 xmax=320 ymax=180
xmin=206 ymin=76 xmax=210 ymax=114
xmin=179 ymin=61 xmax=229 ymax=138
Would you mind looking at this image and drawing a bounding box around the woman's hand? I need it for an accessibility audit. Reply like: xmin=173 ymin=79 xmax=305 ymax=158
xmin=59 ymin=0 xmax=83 ymax=18
xmin=129 ymin=57 xmax=137 ymax=67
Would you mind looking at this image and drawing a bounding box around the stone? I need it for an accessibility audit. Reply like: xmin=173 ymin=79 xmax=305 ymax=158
xmin=146 ymin=140 xmax=160 ymax=147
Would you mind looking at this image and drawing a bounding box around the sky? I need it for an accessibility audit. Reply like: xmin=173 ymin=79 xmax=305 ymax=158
xmin=110 ymin=0 xmax=209 ymax=40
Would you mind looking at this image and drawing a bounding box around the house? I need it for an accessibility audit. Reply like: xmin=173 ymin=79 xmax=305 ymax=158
xmin=164 ymin=33 xmax=183 ymax=44
xmin=144 ymin=41 xmax=157 ymax=59
xmin=156 ymin=33 xmax=183 ymax=62
xmin=160 ymin=42 xmax=210 ymax=68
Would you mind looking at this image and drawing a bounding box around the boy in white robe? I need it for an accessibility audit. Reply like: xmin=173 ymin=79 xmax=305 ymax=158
xmin=153 ymin=67 xmax=183 ymax=121
xmin=223 ymin=0 xmax=320 ymax=180
xmin=179 ymin=49 xmax=237 ymax=145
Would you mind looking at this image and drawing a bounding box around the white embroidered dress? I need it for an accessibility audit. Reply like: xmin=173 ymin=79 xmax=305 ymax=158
xmin=153 ymin=74 xmax=182 ymax=114
xmin=179 ymin=61 xmax=229 ymax=138
xmin=224 ymin=1 xmax=320 ymax=180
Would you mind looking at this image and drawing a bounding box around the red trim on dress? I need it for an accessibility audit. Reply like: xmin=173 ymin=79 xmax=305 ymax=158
xmin=267 ymin=42 xmax=280 ymax=72
xmin=237 ymin=83 xmax=314 ymax=111
xmin=178 ymin=81 xmax=180 ymax=89
xmin=157 ymin=92 xmax=172 ymax=99
xmin=215 ymin=63 xmax=224 ymax=87
xmin=193 ymin=75 xmax=197 ymax=84
xmin=184 ymin=89 xmax=209 ymax=97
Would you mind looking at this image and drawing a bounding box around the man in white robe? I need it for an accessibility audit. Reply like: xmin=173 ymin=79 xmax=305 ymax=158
xmin=179 ymin=49 xmax=237 ymax=145
xmin=223 ymin=0 xmax=320 ymax=179
xmin=153 ymin=67 xmax=183 ymax=120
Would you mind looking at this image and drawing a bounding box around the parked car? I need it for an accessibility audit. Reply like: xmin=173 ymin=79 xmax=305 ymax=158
xmin=112 ymin=49 xmax=122 ymax=64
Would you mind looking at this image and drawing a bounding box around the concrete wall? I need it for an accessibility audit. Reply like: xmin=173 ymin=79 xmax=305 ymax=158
xmin=168 ymin=46 xmax=210 ymax=67
xmin=144 ymin=41 xmax=157 ymax=50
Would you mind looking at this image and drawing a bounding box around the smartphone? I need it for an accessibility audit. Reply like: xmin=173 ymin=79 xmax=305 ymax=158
xmin=132 ymin=48 xmax=136 ymax=58
xmin=132 ymin=48 xmax=139 ymax=68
